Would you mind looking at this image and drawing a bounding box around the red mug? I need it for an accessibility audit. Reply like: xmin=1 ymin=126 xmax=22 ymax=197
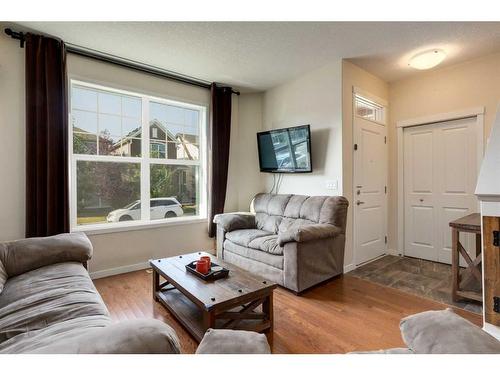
xmin=196 ymin=259 xmax=209 ymax=274
xmin=200 ymin=256 xmax=211 ymax=269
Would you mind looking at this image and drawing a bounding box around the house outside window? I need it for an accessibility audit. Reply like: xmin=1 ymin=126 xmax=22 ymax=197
xmin=69 ymin=80 xmax=207 ymax=229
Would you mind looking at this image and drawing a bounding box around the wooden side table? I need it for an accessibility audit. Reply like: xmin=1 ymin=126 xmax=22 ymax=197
xmin=449 ymin=213 xmax=482 ymax=303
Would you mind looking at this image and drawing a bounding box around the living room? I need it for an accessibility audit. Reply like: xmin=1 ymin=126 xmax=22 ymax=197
xmin=1 ymin=1 xmax=500 ymax=373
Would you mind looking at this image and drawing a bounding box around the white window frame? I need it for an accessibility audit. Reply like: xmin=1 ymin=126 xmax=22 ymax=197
xmin=69 ymin=79 xmax=208 ymax=234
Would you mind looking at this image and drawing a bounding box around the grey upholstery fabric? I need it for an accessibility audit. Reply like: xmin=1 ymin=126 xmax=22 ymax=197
xmin=277 ymin=223 xmax=341 ymax=246
xmin=225 ymin=229 xmax=272 ymax=248
xmin=248 ymin=234 xmax=282 ymax=255
xmin=223 ymin=251 xmax=284 ymax=285
xmin=400 ymin=308 xmax=500 ymax=354
xmin=0 ymin=260 xmax=6 ymax=294
xmin=225 ymin=229 xmax=283 ymax=255
xmin=25 ymin=319 xmax=181 ymax=354
xmin=351 ymin=348 xmax=414 ymax=354
xmin=0 ymin=232 xmax=92 ymax=277
xmin=283 ymin=235 xmax=345 ymax=292
xmin=0 ymin=233 xmax=185 ymax=354
xmin=213 ymin=213 xmax=255 ymax=232
xmin=0 ymin=262 xmax=109 ymax=344
xmin=196 ymin=329 xmax=271 ymax=354
xmin=224 ymin=240 xmax=284 ymax=269
xmin=216 ymin=193 xmax=349 ymax=293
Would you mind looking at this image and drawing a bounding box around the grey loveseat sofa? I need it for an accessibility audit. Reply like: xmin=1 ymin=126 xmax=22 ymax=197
xmin=214 ymin=193 xmax=349 ymax=293
xmin=0 ymin=233 xmax=270 ymax=354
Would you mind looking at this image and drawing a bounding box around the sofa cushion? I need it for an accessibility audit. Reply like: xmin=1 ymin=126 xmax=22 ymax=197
xmin=254 ymin=194 xmax=292 ymax=233
xmin=224 ymin=240 xmax=284 ymax=269
xmin=0 ymin=315 xmax=111 ymax=353
xmin=225 ymin=229 xmax=272 ymax=248
xmin=400 ymin=308 xmax=500 ymax=354
xmin=0 ymin=262 xmax=109 ymax=343
xmin=252 ymin=194 xmax=349 ymax=235
xmin=248 ymin=234 xmax=283 ymax=255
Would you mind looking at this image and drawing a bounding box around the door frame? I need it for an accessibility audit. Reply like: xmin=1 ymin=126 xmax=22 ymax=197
xmin=396 ymin=107 xmax=485 ymax=256
xmin=352 ymin=87 xmax=388 ymax=266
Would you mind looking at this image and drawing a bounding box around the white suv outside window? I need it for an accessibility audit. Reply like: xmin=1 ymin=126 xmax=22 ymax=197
xmin=107 ymin=198 xmax=184 ymax=222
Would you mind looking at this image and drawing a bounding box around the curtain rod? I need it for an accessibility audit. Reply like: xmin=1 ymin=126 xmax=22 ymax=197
xmin=4 ymin=28 xmax=240 ymax=96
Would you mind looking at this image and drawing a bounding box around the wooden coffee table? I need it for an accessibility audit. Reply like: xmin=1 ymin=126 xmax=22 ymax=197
xmin=150 ymin=252 xmax=277 ymax=343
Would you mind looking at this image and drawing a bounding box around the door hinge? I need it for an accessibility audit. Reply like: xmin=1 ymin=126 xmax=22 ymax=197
xmin=354 ymin=143 xmax=358 ymax=151
xmin=493 ymin=230 xmax=500 ymax=247
xmin=384 ymin=136 xmax=387 ymax=144
xmin=385 ymin=186 xmax=387 ymax=194
xmin=385 ymin=236 xmax=388 ymax=244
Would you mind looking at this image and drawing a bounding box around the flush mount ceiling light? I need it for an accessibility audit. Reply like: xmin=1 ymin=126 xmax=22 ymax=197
xmin=408 ymin=49 xmax=446 ymax=70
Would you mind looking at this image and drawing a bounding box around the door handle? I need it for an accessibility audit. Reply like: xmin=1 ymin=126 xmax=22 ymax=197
xmin=356 ymin=200 xmax=365 ymax=206
xmin=419 ymin=198 xmax=424 ymax=202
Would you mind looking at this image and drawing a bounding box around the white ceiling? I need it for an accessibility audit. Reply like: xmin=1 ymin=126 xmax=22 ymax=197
xmin=9 ymin=22 xmax=500 ymax=91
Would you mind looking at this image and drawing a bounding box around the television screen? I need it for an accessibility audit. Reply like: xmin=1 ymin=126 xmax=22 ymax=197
xmin=257 ymin=125 xmax=312 ymax=173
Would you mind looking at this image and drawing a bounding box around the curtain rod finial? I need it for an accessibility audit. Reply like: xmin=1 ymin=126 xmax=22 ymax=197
xmin=4 ymin=27 xmax=25 ymax=48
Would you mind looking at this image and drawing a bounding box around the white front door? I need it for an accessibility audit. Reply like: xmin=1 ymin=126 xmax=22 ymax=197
xmin=354 ymin=116 xmax=388 ymax=265
xmin=403 ymin=117 xmax=479 ymax=264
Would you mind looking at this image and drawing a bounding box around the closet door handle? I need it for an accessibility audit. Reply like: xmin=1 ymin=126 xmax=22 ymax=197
xmin=356 ymin=200 xmax=365 ymax=206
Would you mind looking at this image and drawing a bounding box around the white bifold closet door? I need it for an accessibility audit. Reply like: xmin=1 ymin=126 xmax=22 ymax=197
xmin=403 ymin=117 xmax=479 ymax=265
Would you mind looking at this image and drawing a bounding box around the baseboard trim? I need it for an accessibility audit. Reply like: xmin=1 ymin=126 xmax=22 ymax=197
xmin=344 ymin=263 xmax=356 ymax=273
xmin=386 ymin=248 xmax=401 ymax=256
xmin=483 ymin=323 xmax=500 ymax=341
xmin=90 ymin=261 xmax=150 ymax=280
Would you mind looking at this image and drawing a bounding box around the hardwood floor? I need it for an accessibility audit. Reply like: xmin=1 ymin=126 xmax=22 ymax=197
xmin=93 ymin=269 xmax=482 ymax=354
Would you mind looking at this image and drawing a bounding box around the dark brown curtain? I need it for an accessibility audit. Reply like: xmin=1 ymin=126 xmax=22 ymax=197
xmin=208 ymin=84 xmax=232 ymax=237
xmin=25 ymin=33 xmax=69 ymax=237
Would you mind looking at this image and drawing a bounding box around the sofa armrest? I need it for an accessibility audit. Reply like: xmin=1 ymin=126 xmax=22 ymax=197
xmin=196 ymin=329 xmax=271 ymax=354
xmin=32 ymin=319 xmax=181 ymax=354
xmin=278 ymin=224 xmax=341 ymax=246
xmin=0 ymin=232 xmax=93 ymax=278
xmin=213 ymin=213 xmax=256 ymax=232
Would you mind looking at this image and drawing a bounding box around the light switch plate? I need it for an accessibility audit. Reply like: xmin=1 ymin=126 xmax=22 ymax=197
xmin=325 ymin=180 xmax=338 ymax=190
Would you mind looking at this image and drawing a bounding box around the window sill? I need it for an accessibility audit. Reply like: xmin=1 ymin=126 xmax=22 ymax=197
xmin=72 ymin=216 xmax=208 ymax=236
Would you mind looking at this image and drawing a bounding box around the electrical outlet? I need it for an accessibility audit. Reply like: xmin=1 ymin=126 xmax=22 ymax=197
xmin=325 ymin=180 xmax=338 ymax=190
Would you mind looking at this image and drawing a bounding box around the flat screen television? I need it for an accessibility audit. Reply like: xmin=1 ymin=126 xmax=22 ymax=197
xmin=257 ymin=125 xmax=312 ymax=173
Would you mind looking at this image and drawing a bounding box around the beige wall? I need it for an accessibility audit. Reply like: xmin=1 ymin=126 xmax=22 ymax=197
xmin=341 ymin=60 xmax=389 ymax=268
xmin=262 ymin=61 xmax=343 ymax=197
xmin=233 ymin=93 xmax=265 ymax=210
xmin=388 ymin=52 xmax=500 ymax=253
xmin=0 ymin=35 xmax=25 ymax=242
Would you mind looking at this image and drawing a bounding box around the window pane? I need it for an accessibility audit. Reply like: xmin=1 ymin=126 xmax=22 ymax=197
xmin=165 ymin=105 xmax=185 ymax=124
xmin=122 ymin=97 xmax=141 ymax=118
xmin=150 ymin=141 xmax=166 ymax=158
xmin=72 ymin=110 xmax=98 ymax=133
xmin=72 ymin=87 xmax=97 ymax=111
xmin=99 ymin=114 xmax=121 ymax=135
xmin=76 ymin=161 xmax=141 ymax=225
xmin=71 ymin=85 xmax=142 ymax=159
xmin=98 ymin=92 xmax=121 ymax=115
xmin=123 ymin=117 xmax=141 ymax=136
xmin=176 ymin=141 xmax=199 ymax=160
xmin=149 ymin=102 xmax=201 ymax=160
xmin=150 ymin=164 xmax=198 ymax=220
xmin=73 ymin=132 xmax=97 ymax=155
xmin=121 ymin=138 xmax=142 ymax=157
